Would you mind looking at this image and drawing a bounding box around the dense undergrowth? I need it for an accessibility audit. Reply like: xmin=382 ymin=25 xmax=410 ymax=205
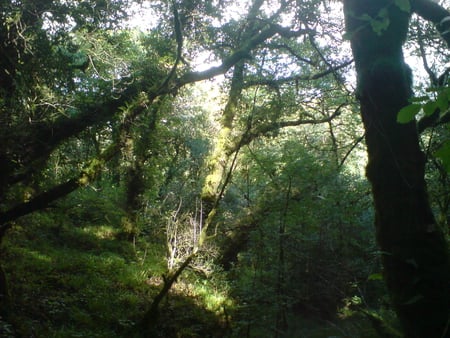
xmin=0 ymin=187 xmax=400 ymax=337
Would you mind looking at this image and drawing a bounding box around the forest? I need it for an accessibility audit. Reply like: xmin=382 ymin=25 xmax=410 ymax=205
xmin=0 ymin=0 xmax=449 ymax=337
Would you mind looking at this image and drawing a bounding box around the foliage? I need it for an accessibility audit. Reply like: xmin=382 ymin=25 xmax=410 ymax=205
xmin=406 ymin=86 xmax=450 ymax=171
xmin=226 ymin=135 xmax=379 ymax=336
xmin=0 ymin=0 xmax=449 ymax=337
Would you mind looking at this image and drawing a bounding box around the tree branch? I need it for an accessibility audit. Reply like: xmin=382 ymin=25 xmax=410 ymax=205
xmin=244 ymin=60 xmax=353 ymax=88
xmin=0 ymin=97 xmax=147 ymax=231
xmin=416 ymin=25 xmax=438 ymax=85
xmin=412 ymin=0 xmax=450 ymax=46
xmin=227 ymin=103 xmax=345 ymax=154
xmin=176 ymin=25 xmax=313 ymax=88
xmin=339 ymin=133 xmax=365 ymax=168
xmin=0 ymin=140 xmax=120 ymax=236
xmin=266 ymin=42 xmax=318 ymax=66
xmin=1 ymin=79 xmax=145 ymax=187
xmin=7 ymin=20 xmax=311 ymax=183
xmin=155 ymin=1 xmax=184 ymax=95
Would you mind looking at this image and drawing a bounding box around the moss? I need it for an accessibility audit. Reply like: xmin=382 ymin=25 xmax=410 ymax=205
xmin=78 ymin=158 xmax=104 ymax=186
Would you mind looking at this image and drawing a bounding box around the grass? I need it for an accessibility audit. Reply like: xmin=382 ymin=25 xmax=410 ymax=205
xmin=1 ymin=209 xmax=228 ymax=337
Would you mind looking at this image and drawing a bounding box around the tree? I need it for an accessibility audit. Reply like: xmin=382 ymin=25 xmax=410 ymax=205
xmin=343 ymin=0 xmax=450 ymax=336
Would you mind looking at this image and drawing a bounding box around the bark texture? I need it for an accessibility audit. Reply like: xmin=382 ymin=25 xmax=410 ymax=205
xmin=344 ymin=1 xmax=450 ymax=337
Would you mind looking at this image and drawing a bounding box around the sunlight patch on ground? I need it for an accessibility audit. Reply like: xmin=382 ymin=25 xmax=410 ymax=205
xmin=82 ymin=225 xmax=117 ymax=240
xmin=25 ymin=249 xmax=53 ymax=263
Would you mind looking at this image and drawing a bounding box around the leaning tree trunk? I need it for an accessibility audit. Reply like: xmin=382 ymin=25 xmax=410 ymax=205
xmin=343 ymin=1 xmax=450 ymax=337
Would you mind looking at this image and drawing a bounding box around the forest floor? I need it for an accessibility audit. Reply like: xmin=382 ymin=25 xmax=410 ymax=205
xmin=0 ymin=208 xmax=388 ymax=337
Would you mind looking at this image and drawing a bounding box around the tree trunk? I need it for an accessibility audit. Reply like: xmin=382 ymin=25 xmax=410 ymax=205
xmin=0 ymin=247 xmax=9 ymax=316
xmin=343 ymin=1 xmax=450 ymax=337
xmin=141 ymin=254 xmax=195 ymax=337
xmin=201 ymin=62 xmax=244 ymax=215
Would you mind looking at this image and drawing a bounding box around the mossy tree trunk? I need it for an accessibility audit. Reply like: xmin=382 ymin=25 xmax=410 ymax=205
xmin=120 ymin=109 xmax=158 ymax=240
xmin=343 ymin=1 xmax=450 ymax=337
xmin=201 ymin=62 xmax=244 ymax=215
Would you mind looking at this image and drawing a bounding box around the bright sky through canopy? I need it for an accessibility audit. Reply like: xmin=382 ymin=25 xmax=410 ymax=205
xmin=125 ymin=0 xmax=432 ymax=90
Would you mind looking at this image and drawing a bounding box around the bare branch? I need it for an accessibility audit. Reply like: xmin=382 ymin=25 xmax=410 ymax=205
xmin=416 ymin=25 xmax=438 ymax=85
xmin=339 ymin=133 xmax=365 ymax=168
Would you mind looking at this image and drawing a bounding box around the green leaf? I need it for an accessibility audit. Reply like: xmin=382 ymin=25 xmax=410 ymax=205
xmin=397 ymin=104 xmax=421 ymax=123
xmin=378 ymin=8 xmax=389 ymax=19
xmin=368 ymin=273 xmax=383 ymax=281
xmin=360 ymin=13 xmax=372 ymax=22
xmin=435 ymin=141 xmax=450 ymax=173
xmin=394 ymin=0 xmax=411 ymax=13
xmin=436 ymin=89 xmax=449 ymax=112
xmin=368 ymin=8 xmax=390 ymax=35
xmin=371 ymin=18 xmax=390 ymax=35
xmin=423 ymin=100 xmax=437 ymax=116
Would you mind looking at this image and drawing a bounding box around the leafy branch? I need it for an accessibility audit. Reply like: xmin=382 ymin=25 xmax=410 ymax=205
xmin=227 ymin=103 xmax=345 ymax=155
